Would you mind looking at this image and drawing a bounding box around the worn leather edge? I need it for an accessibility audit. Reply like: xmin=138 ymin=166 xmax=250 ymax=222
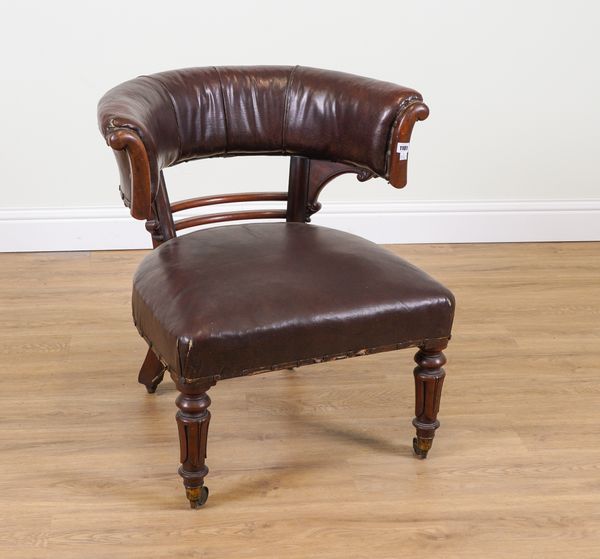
xmin=133 ymin=315 xmax=451 ymax=386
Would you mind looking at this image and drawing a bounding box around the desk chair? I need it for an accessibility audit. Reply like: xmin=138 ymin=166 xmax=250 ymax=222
xmin=98 ymin=66 xmax=454 ymax=508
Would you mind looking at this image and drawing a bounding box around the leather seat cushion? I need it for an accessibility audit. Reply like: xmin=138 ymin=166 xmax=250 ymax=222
xmin=132 ymin=223 xmax=455 ymax=382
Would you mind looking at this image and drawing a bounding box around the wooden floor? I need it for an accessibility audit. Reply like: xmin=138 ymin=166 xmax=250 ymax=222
xmin=1 ymin=242 xmax=599 ymax=558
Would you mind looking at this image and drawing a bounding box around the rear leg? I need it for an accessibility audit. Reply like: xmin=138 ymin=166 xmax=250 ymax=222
xmin=138 ymin=348 xmax=166 ymax=393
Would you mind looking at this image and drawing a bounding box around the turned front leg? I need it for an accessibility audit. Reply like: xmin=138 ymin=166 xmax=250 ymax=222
xmin=412 ymin=345 xmax=447 ymax=458
xmin=175 ymin=379 xmax=214 ymax=508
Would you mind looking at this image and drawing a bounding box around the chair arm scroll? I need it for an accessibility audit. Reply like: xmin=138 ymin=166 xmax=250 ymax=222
xmin=387 ymin=100 xmax=430 ymax=188
xmin=106 ymin=128 xmax=153 ymax=220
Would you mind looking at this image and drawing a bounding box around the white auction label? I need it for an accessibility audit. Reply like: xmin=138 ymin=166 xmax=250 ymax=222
xmin=396 ymin=142 xmax=410 ymax=160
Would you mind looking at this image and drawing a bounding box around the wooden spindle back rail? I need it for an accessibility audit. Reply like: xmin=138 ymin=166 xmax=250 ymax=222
xmin=170 ymin=191 xmax=289 ymax=232
xmin=170 ymin=191 xmax=288 ymax=213
xmin=174 ymin=210 xmax=288 ymax=231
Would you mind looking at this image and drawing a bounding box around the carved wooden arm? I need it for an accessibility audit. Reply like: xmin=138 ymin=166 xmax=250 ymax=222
xmin=387 ymin=98 xmax=430 ymax=188
xmin=105 ymin=128 xmax=154 ymax=220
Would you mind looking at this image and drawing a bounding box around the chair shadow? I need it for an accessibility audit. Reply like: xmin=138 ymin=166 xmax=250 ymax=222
xmin=212 ymin=375 xmax=413 ymax=507
xmin=282 ymin=371 xmax=412 ymax=455
xmin=295 ymin=415 xmax=412 ymax=455
xmin=118 ymin=369 xmax=413 ymax=508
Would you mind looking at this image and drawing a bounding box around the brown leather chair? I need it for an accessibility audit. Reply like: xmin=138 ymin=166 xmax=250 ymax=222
xmin=98 ymin=66 xmax=454 ymax=509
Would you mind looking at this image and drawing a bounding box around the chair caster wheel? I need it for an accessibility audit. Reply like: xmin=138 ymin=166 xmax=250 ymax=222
xmin=186 ymin=486 xmax=209 ymax=509
xmin=413 ymin=436 xmax=432 ymax=459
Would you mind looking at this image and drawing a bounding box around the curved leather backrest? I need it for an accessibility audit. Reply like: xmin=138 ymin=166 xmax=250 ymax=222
xmin=98 ymin=65 xmax=422 ymax=178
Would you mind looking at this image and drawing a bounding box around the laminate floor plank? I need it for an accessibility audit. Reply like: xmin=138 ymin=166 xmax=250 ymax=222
xmin=0 ymin=242 xmax=598 ymax=558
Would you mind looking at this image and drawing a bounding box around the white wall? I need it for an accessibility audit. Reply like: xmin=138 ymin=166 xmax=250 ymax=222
xmin=1 ymin=0 xmax=599 ymax=250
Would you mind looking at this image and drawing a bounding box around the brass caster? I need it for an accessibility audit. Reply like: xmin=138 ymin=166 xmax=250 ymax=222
xmin=413 ymin=437 xmax=432 ymax=459
xmin=186 ymin=486 xmax=209 ymax=509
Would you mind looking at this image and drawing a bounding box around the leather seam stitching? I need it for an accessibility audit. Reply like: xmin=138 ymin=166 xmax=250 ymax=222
xmin=144 ymin=75 xmax=183 ymax=164
xmin=214 ymin=66 xmax=229 ymax=155
xmin=282 ymin=65 xmax=299 ymax=153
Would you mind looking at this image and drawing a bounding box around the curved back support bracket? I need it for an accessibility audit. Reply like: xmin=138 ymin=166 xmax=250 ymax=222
xmin=286 ymin=157 xmax=374 ymax=223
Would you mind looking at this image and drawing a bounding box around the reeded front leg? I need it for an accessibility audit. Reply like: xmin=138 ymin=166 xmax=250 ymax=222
xmin=174 ymin=379 xmax=214 ymax=508
xmin=412 ymin=344 xmax=447 ymax=459
xmin=138 ymin=348 xmax=166 ymax=393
